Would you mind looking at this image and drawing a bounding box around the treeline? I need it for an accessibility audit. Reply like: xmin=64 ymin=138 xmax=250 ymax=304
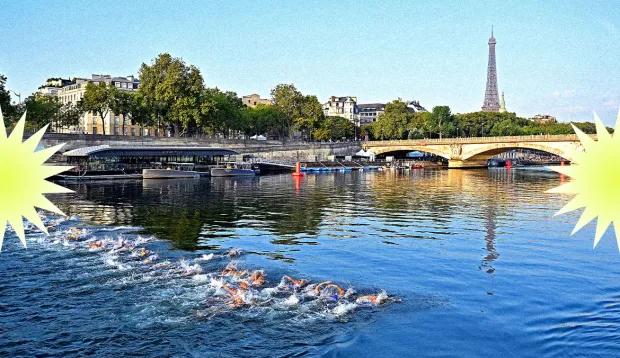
xmin=364 ymin=100 xmax=599 ymax=140
xmin=1 ymin=53 xmax=353 ymax=140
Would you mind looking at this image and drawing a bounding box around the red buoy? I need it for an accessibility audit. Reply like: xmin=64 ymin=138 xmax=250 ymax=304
xmin=292 ymin=161 xmax=304 ymax=176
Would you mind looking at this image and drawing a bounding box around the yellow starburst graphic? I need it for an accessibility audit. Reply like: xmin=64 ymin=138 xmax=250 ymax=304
xmin=0 ymin=108 xmax=73 ymax=251
xmin=548 ymin=111 xmax=620 ymax=249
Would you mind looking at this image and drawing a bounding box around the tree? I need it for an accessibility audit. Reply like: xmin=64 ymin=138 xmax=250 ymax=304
xmin=242 ymin=104 xmax=288 ymax=139
xmin=372 ymin=100 xmax=411 ymax=140
xmin=297 ymin=95 xmax=324 ymax=139
xmin=138 ymin=53 xmax=204 ymax=136
xmin=270 ymin=84 xmax=303 ymax=137
xmin=23 ymin=95 xmax=61 ymax=131
xmin=81 ymin=82 xmax=112 ymax=135
xmin=312 ymin=116 xmax=354 ymax=141
xmin=128 ymin=91 xmax=152 ymax=135
xmin=109 ymin=87 xmax=133 ymax=135
xmin=0 ymin=74 xmax=17 ymax=125
xmin=200 ymin=88 xmax=244 ymax=136
xmin=430 ymin=106 xmax=453 ymax=138
xmin=56 ymin=102 xmax=81 ymax=131
xmin=407 ymin=111 xmax=432 ymax=139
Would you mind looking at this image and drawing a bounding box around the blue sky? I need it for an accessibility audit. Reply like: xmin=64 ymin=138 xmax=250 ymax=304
xmin=1 ymin=0 xmax=619 ymax=124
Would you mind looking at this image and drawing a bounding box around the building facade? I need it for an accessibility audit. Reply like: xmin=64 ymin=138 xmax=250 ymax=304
xmin=531 ymin=114 xmax=557 ymax=124
xmin=324 ymin=96 xmax=427 ymax=126
xmin=242 ymin=94 xmax=271 ymax=108
xmin=48 ymin=74 xmax=146 ymax=135
xmin=323 ymin=96 xmax=358 ymax=122
xmin=357 ymin=103 xmax=385 ymax=125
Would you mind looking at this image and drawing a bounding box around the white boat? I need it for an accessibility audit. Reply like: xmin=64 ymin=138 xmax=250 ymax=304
xmin=210 ymin=162 xmax=259 ymax=177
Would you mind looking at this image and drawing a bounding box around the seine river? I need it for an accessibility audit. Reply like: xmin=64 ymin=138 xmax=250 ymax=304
xmin=2 ymin=169 xmax=619 ymax=357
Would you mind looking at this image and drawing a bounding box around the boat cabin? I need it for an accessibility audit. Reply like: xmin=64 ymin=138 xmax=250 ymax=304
xmin=62 ymin=145 xmax=239 ymax=175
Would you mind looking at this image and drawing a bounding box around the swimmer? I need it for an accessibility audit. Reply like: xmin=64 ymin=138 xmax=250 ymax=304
xmin=223 ymin=284 xmax=247 ymax=308
xmin=227 ymin=248 xmax=241 ymax=257
xmin=221 ymin=263 xmax=248 ymax=278
xmin=66 ymin=228 xmax=85 ymax=241
xmin=314 ymin=281 xmax=346 ymax=299
xmin=355 ymin=292 xmax=388 ymax=306
xmin=142 ymin=254 xmax=158 ymax=265
xmin=239 ymin=270 xmax=266 ymax=290
xmin=88 ymin=240 xmax=105 ymax=250
xmin=138 ymin=247 xmax=150 ymax=257
xmin=282 ymin=275 xmax=307 ymax=288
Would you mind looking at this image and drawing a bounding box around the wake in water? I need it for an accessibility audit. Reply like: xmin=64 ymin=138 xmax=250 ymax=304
xmin=24 ymin=215 xmax=394 ymax=323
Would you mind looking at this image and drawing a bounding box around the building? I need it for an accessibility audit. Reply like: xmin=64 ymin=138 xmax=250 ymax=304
xmin=531 ymin=114 xmax=557 ymax=124
xmin=37 ymin=78 xmax=73 ymax=96
xmin=242 ymin=94 xmax=271 ymax=108
xmin=406 ymin=100 xmax=427 ymax=113
xmin=323 ymin=96 xmax=358 ymax=122
xmin=49 ymin=74 xmax=144 ymax=135
xmin=482 ymin=29 xmax=501 ymax=112
xmin=357 ymin=103 xmax=385 ymax=125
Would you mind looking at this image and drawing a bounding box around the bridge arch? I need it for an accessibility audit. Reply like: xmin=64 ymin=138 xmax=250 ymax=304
xmin=451 ymin=142 xmax=578 ymax=168
xmin=366 ymin=145 xmax=451 ymax=160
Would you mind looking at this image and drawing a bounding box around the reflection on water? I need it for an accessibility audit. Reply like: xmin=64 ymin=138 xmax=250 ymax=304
xmin=3 ymin=169 xmax=620 ymax=357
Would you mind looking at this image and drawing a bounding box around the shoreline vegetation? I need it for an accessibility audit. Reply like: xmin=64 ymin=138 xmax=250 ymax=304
xmin=0 ymin=53 xmax=606 ymax=142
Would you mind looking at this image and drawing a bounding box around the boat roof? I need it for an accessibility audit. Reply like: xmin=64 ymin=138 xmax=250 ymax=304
xmin=63 ymin=145 xmax=239 ymax=158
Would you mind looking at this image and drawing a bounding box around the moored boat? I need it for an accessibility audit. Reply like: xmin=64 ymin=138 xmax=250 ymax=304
xmin=210 ymin=162 xmax=259 ymax=177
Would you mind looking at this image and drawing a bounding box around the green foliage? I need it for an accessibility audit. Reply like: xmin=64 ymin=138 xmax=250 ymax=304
xmin=23 ymin=95 xmax=61 ymax=130
xmin=297 ymin=95 xmax=324 ymax=139
xmin=138 ymin=53 xmax=204 ymax=135
xmin=0 ymin=74 xmax=18 ymax=125
xmin=312 ymin=116 xmax=354 ymax=141
xmin=372 ymin=100 xmax=412 ymax=140
xmin=241 ymin=104 xmax=288 ymax=138
xmin=81 ymin=82 xmax=112 ymax=134
xmin=199 ymin=88 xmax=244 ymax=134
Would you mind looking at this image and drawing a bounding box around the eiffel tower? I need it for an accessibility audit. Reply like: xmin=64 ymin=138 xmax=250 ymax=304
xmin=482 ymin=28 xmax=500 ymax=112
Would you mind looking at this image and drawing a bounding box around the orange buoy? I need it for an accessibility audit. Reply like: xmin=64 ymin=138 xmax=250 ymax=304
xmin=292 ymin=161 xmax=304 ymax=176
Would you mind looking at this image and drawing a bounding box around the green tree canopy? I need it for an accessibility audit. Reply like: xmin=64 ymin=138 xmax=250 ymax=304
xmin=372 ymin=100 xmax=412 ymax=140
xmin=138 ymin=53 xmax=204 ymax=136
xmin=81 ymin=82 xmax=113 ymax=135
xmin=312 ymin=116 xmax=354 ymax=141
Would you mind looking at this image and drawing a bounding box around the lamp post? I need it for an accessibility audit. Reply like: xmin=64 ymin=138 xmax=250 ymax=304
xmin=11 ymin=91 xmax=21 ymax=105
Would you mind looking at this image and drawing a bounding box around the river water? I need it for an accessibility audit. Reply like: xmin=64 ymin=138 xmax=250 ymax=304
xmin=1 ymin=169 xmax=619 ymax=357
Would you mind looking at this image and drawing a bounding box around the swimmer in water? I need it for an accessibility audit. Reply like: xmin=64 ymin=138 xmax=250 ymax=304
xmin=138 ymin=248 xmax=150 ymax=257
xmin=239 ymin=270 xmax=266 ymax=290
xmin=355 ymin=294 xmax=387 ymax=305
xmin=223 ymin=284 xmax=246 ymax=308
xmin=282 ymin=275 xmax=308 ymax=288
xmin=221 ymin=263 xmax=248 ymax=278
xmin=88 ymin=240 xmax=104 ymax=250
xmin=66 ymin=228 xmax=85 ymax=241
xmin=314 ymin=281 xmax=346 ymax=299
xmin=227 ymin=248 xmax=241 ymax=257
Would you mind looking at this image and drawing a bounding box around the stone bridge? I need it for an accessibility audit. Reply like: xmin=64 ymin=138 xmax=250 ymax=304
xmin=363 ymin=134 xmax=588 ymax=168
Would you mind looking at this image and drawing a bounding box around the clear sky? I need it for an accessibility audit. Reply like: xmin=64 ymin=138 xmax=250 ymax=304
xmin=1 ymin=0 xmax=619 ymax=124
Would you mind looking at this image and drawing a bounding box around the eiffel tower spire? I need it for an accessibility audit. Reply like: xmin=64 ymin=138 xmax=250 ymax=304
xmin=482 ymin=28 xmax=500 ymax=112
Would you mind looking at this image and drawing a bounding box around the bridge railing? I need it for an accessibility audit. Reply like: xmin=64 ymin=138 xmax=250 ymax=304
xmin=364 ymin=134 xmax=592 ymax=146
